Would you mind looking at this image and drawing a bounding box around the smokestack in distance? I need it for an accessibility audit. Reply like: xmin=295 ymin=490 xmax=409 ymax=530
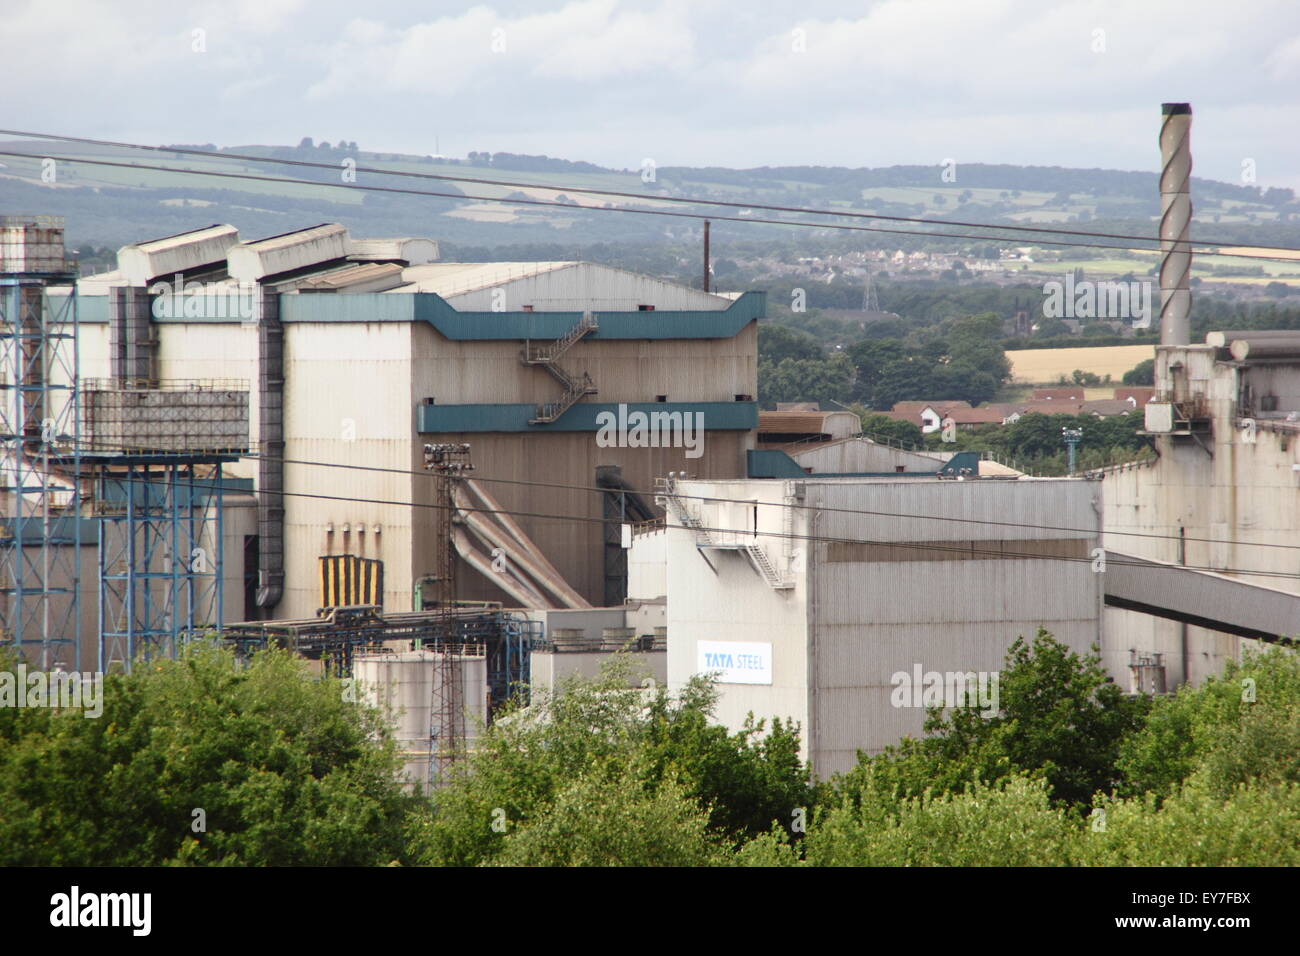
xmin=1158 ymin=103 xmax=1193 ymax=346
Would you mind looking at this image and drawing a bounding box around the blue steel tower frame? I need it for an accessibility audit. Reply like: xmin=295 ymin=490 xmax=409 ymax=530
xmin=89 ymin=455 xmax=232 ymax=671
xmin=0 ymin=223 xmax=82 ymax=670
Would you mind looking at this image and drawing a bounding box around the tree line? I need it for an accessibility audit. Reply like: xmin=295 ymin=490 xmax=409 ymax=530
xmin=2 ymin=637 xmax=1294 ymax=866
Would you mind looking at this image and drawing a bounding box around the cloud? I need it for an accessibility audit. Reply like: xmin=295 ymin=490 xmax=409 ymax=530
xmin=1 ymin=0 xmax=1298 ymax=188
xmin=305 ymin=0 xmax=696 ymax=100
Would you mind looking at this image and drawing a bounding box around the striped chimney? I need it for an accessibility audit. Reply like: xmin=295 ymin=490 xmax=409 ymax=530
xmin=1158 ymin=103 xmax=1193 ymax=346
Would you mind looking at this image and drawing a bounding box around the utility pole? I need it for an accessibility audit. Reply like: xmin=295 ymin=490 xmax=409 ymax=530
xmin=423 ymin=443 xmax=474 ymax=611
xmin=1062 ymin=427 xmax=1083 ymax=475
xmin=702 ymin=220 xmax=710 ymax=293
xmin=421 ymin=442 xmax=473 ymax=789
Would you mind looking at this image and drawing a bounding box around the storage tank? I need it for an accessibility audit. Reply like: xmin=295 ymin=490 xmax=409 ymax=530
xmin=353 ymin=648 xmax=488 ymax=791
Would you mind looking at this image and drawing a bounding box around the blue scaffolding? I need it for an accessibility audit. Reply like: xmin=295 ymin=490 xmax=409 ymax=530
xmin=0 ymin=218 xmax=82 ymax=670
xmin=88 ymin=455 xmax=235 ymax=670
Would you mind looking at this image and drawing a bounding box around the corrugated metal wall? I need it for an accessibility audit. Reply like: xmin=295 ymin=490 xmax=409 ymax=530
xmin=809 ymin=478 xmax=1103 ymax=775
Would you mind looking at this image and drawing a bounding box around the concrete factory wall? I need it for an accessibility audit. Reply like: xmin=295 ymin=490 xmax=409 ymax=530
xmin=807 ymin=478 xmax=1103 ymax=776
xmin=280 ymin=321 xmax=417 ymax=619
xmin=517 ymin=606 xmax=627 ymax=639
xmin=417 ymin=429 xmax=752 ymax=607
xmin=1098 ymin=343 xmax=1300 ymax=687
xmin=410 ymin=321 xmax=757 ymax=407
xmin=663 ymin=478 xmax=812 ymax=760
xmin=627 ymin=527 xmax=666 ymax=600
xmin=531 ymin=648 xmax=667 ymax=693
xmin=661 ymin=476 xmax=1104 ymax=778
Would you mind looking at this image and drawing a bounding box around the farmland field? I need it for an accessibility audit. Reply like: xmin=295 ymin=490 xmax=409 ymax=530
xmin=1007 ymin=345 xmax=1154 ymax=383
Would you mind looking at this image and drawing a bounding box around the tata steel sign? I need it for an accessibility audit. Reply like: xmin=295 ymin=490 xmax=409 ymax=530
xmin=697 ymin=641 xmax=772 ymax=685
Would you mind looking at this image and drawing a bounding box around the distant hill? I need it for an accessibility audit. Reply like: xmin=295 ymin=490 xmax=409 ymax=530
xmin=2 ymin=138 xmax=1298 ymax=253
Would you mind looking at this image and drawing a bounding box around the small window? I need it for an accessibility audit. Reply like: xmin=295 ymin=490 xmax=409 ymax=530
xmin=895 ymin=465 xmax=905 ymax=473
xmin=522 ymin=305 xmax=534 ymax=312
xmin=656 ymin=394 xmax=668 ymax=403
xmin=638 ymin=304 xmax=655 ymax=311
xmin=734 ymin=393 xmax=753 ymax=402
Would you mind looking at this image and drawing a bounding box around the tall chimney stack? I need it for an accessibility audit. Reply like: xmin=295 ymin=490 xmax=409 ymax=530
xmin=1158 ymin=103 xmax=1193 ymax=346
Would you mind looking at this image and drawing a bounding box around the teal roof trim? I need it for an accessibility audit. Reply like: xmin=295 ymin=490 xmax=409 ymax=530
xmin=746 ymin=449 xmax=809 ymax=478
xmin=77 ymin=289 xmax=765 ymax=341
xmin=746 ymin=448 xmax=959 ymax=479
xmin=410 ymin=290 xmax=764 ymax=340
xmin=939 ymin=451 xmax=984 ymax=475
xmin=419 ymin=401 xmax=758 ymax=434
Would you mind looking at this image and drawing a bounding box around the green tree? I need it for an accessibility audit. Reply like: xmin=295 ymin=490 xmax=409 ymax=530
xmin=0 ymin=645 xmax=415 ymax=866
xmin=835 ymin=630 xmax=1150 ymax=813
xmin=759 ymin=353 xmax=853 ymax=409
xmin=758 ymin=323 xmax=824 ymax=365
xmin=1117 ymin=646 xmax=1300 ymax=801
xmin=407 ymin=662 xmax=811 ymax=866
xmin=493 ymin=759 xmax=725 ymax=866
xmin=1121 ymin=358 xmax=1154 ymax=386
xmin=859 ymin=411 xmax=922 ymax=446
xmin=1079 ymin=778 xmax=1300 ymax=866
xmin=741 ymin=775 xmax=1083 ymax=867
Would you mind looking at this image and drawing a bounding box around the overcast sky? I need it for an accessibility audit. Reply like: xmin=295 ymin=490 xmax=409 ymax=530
xmin=5 ymin=0 xmax=1300 ymax=188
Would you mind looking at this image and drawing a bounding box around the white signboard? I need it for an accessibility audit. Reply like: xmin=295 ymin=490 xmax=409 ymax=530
xmin=697 ymin=641 xmax=772 ymax=685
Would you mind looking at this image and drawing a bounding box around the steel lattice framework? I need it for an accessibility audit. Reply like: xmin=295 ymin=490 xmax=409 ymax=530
xmin=0 ymin=226 xmax=82 ymax=669
xmin=90 ymin=457 xmax=230 ymax=671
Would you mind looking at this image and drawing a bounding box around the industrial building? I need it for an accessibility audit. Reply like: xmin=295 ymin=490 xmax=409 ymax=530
xmin=6 ymin=103 xmax=1297 ymax=788
xmin=70 ymin=221 xmax=762 ymax=630
xmin=637 ymin=473 xmax=1105 ymax=775
xmin=1098 ymin=329 xmax=1300 ymax=684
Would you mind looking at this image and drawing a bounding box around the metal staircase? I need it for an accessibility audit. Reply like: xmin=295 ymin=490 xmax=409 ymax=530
xmin=523 ymin=313 xmax=598 ymax=424
xmin=742 ymin=543 xmax=792 ymax=589
xmin=654 ymin=476 xmax=792 ymax=589
xmin=654 ymin=476 xmax=713 ymax=547
xmin=531 ymin=369 xmax=597 ymax=424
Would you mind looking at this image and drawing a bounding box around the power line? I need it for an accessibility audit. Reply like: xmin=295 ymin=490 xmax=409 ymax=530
xmin=3 ymin=127 xmax=1293 ymax=255
xmin=9 ymin=147 xmax=1300 ymax=263
xmin=219 ymin=448 xmax=1300 ymax=555
xmin=133 ymin=469 xmax=1300 ymax=582
xmin=155 ymin=446 xmax=1300 ymax=576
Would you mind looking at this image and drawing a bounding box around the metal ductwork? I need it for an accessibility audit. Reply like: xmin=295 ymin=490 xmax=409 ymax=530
xmin=255 ymin=289 xmax=284 ymax=612
xmin=108 ymin=285 xmax=154 ymax=384
xmin=596 ymin=465 xmax=658 ymax=606
xmin=1158 ymin=103 xmax=1193 ymax=347
xmin=454 ymin=479 xmax=590 ymax=610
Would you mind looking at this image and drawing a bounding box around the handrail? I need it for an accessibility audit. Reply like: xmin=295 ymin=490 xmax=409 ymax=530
xmin=523 ymin=312 xmax=599 ymax=424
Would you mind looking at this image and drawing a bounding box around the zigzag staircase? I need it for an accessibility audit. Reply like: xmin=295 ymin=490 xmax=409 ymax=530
xmin=523 ymin=312 xmax=598 ymax=424
xmin=654 ymin=476 xmax=793 ymax=590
